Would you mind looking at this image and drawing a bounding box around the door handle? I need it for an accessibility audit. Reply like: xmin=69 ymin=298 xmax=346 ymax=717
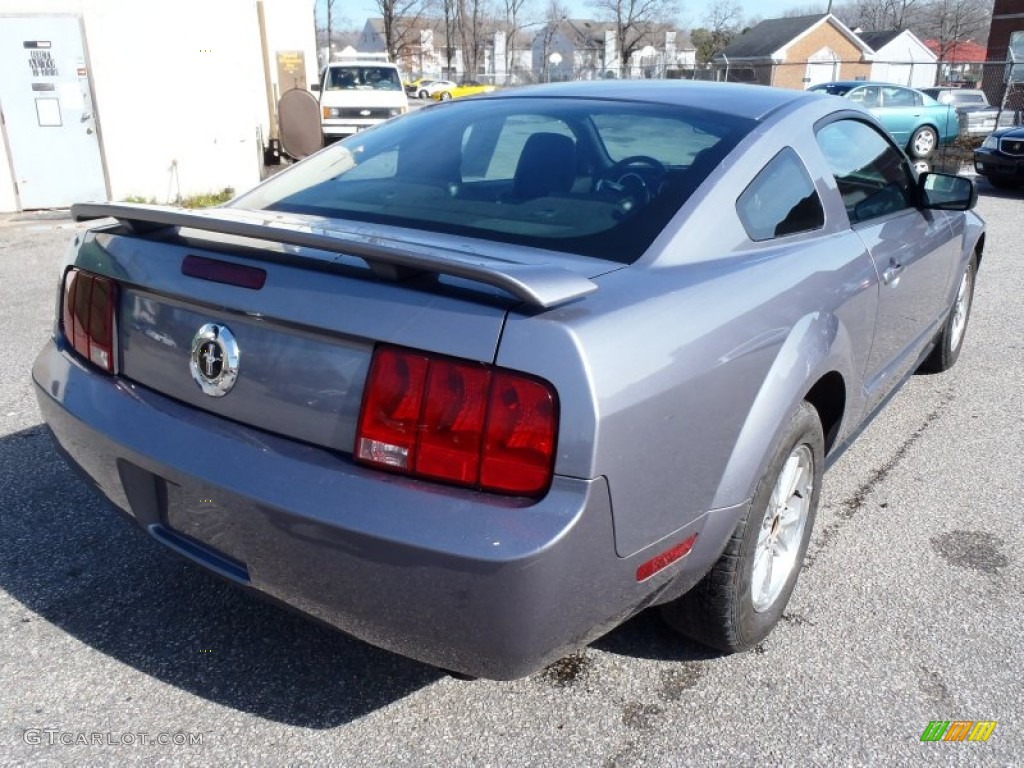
xmin=882 ymin=261 xmax=905 ymax=285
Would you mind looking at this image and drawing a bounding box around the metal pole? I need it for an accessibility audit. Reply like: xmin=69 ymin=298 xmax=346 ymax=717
xmin=326 ymin=0 xmax=332 ymax=59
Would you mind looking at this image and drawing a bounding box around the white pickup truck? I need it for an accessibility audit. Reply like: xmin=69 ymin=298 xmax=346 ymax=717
xmin=313 ymin=57 xmax=408 ymax=142
xmin=922 ymin=88 xmax=1017 ymax=137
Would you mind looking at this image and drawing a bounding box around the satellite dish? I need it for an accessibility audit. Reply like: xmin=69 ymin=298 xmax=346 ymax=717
xmin=278 ymin=88 xmax=323 ymax=160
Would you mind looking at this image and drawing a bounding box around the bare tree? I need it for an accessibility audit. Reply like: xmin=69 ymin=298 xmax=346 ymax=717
xmin=536 ymin=0 xmax=569 ymax=80
xmin=315 ymin=0 xmax=340 ymax=53
xmin=443 ymin=0 xmax=457 ymax=77
xmin=375 ymin=0 xmax=435 ymax=62
xmin=834 ymin=0 xmax=925 ymax=30
xmin=782 ymin=4 xmax=828 ymax=16
xmin=503 ymin=0 xmax=534 ymax=83
xmin=690 ymin=0 xmax=742 ymax=65
xmin=916 ymin=0 xmax=991 ymax=59
xmin=587 ymin=0 xmax=680 ymax=77
xmin=456 ymin=0 xmax=491 ymax=80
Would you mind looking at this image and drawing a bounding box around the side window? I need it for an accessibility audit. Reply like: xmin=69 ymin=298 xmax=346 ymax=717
xmin=849 ymin=86 xmax=880 ymax=108
xmin=882 ymin=86 xmax=920 ymax=107
xmin=815 ymin=120 xmax=915 ymax=224
xmin=736 ymin=148 xmax=824 ymax=241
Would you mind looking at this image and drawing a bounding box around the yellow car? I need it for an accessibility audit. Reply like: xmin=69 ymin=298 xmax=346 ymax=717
xmin=404 ymin=77 xmax=437 ymax=99
xmin=432 ymin=80 xmax=496 ymax=101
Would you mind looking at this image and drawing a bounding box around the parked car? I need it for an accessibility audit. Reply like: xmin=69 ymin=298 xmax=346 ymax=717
xmin=404 ymin=77 xmax=437 ymax=99
xmin=421 ymin=79 xmax=456 ymax=99
xmin=38 ymin=80 xmax=983 ymax=680
xmin=921 ymin=87 xmax=1016 ymax=136
xmin=808 ymin=81 xmax=959 ymax=158
xmin=973 ymin=126 xmax=1024 ymax=188
xmin=431 ymin=80 xmax=496 ymax=101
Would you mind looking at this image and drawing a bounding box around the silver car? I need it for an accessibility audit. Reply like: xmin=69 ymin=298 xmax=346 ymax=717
xmin=34 ymin=81 xmax=983 ymax=679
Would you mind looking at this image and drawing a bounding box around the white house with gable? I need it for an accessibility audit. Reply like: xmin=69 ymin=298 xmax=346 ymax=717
xmin=858 ymin=29 xmax=937 ymax=89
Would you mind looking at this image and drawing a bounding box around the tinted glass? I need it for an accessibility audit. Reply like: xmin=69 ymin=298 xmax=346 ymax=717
xmin=810 ymin=83 xmax=854 ymax=96
xmin=232 ymin=98 xmax=756 ymax=263
xmin=816 ymin=120 xmax=915 ymax=224
xmin=736 ymin=148 xmax=824 ymax=241
xmin=952 ymin=92 xmax=986 ymax=105
xmin=847 ymin=86 xmax=880 ymax=108
xmin=325 ymin=66 xmax=402 ymax=91
xmin=592 ymin=114 xmax=720 ymax=164
xmin=881 ymin=86 xmax=921 ymax=107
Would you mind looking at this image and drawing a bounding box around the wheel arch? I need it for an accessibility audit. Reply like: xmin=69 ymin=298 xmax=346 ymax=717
xmin=803 ymin=370 xmax=846 ymax=456
xmin=710 ymin=312 xmax=853 ymax=510
xmin=971 ymin=230 xmax=985 ymax=270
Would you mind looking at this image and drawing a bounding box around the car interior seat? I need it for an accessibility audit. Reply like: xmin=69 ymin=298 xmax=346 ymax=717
xmin=512 ymin=133 xmax=577 ymax=200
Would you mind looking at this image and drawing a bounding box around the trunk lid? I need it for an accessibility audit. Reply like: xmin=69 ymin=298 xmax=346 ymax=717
xmin=72 ymin=204 xmax=613 ymax=458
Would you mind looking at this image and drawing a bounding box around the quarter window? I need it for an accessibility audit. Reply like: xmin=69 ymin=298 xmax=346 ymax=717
xmin=736 ymin=148 xmax=824 ymax=241
xmin=815 ymin=120 xmax=915 ymax=224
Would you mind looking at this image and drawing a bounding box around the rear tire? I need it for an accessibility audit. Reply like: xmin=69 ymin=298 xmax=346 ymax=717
xmin=908 ymin=126 xmax=938 ymax=159
xmin=440 ymin=92 xmax=452 ymax=101
xmin=918 ymin=253 xmax=977 ymax=373
xmin=661 ymin=401 xmax=823 ymax=652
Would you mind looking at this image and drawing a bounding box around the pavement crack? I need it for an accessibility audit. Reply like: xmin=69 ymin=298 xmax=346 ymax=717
xmin=804 ymin=389 xmax=954 ymax=570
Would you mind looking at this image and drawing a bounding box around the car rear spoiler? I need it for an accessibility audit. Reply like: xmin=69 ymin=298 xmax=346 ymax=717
xmin=71 ymin=202 xmax=598 ymax=309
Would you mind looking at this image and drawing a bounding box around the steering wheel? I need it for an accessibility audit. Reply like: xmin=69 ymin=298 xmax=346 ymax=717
xmin=597 ymin=155 xmax=668 ymax=205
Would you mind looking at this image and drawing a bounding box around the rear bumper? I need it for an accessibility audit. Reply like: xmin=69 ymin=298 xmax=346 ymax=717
xmin=33 ymin=340 xmax=743 ymax=678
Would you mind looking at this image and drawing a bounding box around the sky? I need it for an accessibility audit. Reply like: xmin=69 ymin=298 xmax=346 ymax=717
xmin=325 ymin=0 xmax=828 ymax=33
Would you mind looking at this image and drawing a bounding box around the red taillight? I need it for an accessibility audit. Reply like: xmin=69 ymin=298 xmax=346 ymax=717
xmin=356 ymin=348 xmax=429 ymax=470
xmin=355 ymin=346 xmax=558 ymax=496
xmin=62 ymin=268 xmax=117 ymax=373
xmin=417 ymin=360 xmax=489 ymax=483
xmin=480 ymin=372 xmax=557 ymax=494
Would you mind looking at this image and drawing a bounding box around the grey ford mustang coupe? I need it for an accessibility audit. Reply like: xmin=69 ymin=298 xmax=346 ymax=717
xmin=34 ymin=81 xmax=983 ymax=679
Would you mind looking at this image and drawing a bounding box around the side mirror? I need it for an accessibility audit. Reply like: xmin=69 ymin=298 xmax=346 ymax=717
xmin=918 ymin=172 xmax=977 ymax=211
xmin=310 ymin=83 xmax=321 ymax=93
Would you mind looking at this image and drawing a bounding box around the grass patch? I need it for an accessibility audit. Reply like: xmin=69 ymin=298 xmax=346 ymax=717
xmin=178 ymin=188 xmax=235 ymax=208
xmin=120 ymin=189 xmax=235 ymax=208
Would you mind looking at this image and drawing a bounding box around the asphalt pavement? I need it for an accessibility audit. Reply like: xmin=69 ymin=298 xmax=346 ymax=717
xmin=0 ymin=189 xmax=1021 ymax=767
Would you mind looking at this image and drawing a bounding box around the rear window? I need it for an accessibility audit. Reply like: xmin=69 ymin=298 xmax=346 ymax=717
xmin=810 ymin=84 xmax=854 ymax=96
xmin=951 ymin=92 xmax=987 ymax=105
xmin=233 ymin=97 xmax=755 ymax=263
xmin=324 ymin=66 xmax=402 ymax=91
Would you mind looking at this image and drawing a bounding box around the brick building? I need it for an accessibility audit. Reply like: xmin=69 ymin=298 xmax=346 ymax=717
xmin=712 ymin=14 xmax=872 ymax=88
xmin=983 ymin=0 xmax=1024 ymax=109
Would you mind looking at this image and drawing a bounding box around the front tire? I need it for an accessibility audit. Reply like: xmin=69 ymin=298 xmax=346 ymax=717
xmin=918 ymin=253 xmax=977 ymax=373
xmin=908 ymin=126 xmax=938 ymax=159
xmin=661 ymin=401 xmax=823 ymax=652
xmin=440 ymin=91 xmax=452 ymax=101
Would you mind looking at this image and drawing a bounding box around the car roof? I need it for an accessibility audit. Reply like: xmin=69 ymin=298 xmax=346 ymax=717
xmin=815 ymin=80 xmax=922 ymax=89
xmin=476 ymin=80 xmax=815 ymax=122
xmin=327 ymin=61 xmax=399 ymax=68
